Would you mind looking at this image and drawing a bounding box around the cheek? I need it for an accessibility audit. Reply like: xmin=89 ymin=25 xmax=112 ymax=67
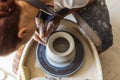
xmin=17 ymin=0 xmax=39 ymax=26
xmin=26 ymin=21 xmax=36 ymax=40
xmin=29 ymin=24 xmax=36 ymax=36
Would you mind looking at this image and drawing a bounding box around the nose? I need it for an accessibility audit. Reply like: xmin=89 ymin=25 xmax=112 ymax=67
xmin=0 ymin=0 xmax=7 ymax=2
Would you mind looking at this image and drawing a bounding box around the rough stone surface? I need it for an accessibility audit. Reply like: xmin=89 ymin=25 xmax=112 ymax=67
xmin=77 ymin=0 xmax=113 ymax=52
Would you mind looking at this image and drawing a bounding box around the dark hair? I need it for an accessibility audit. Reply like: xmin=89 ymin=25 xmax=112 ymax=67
xmin=0 ymin=6 xmax=21 ymax=56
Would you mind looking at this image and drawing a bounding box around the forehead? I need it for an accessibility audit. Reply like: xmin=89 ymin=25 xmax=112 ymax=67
xmin=16 ymin=0 xmax=39 ymax=20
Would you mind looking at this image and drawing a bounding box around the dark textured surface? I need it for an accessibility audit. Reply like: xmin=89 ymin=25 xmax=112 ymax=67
xmin=77 ymin=0 xmax=113 ymax=52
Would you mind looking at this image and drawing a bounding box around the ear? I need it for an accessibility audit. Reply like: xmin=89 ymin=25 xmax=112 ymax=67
xmin=18 ymin=27 xmax=28 ymax=38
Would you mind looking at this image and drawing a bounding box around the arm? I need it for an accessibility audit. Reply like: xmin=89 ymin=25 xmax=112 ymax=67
xmin=33 ymin=0 xmax=95 ymax=45
xmin=39 ymin=0 xmax=94 ymax=16
xmin=54 ymin=0 xmax=94 ymax=12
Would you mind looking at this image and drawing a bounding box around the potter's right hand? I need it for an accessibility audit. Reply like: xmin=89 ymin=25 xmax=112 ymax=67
xmin=33 ymin=16 xmax=62 ymax=45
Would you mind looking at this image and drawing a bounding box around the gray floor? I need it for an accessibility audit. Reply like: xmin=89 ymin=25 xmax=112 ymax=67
xmin=100 ymin=0 xmax=120 ymax=80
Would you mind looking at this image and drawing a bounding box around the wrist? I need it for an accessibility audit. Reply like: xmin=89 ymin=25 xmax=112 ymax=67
xmin=56 ymin=8 xmax=70 ymax=17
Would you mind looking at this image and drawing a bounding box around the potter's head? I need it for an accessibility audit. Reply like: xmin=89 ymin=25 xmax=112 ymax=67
xmin=0 ymin=0 xmax=40 ymax=55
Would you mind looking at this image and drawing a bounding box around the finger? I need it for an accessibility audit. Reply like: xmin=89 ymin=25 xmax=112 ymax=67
xmin=39 ymin=23 xmax=46 ymax=38
xmin=45 ymin=21 xmax=56 ymax=37
xmin=35 ymin=17 xmax=46 ymax=38
xmin=35 ymin=17 xmax=41 ymax=28
xmin=35 ymin=31 xmax=46 ymax=43
xmin=33 ymin=32 xmax=46 ymax=45
xmin=34 ymin=35 xmax=45 ymax=46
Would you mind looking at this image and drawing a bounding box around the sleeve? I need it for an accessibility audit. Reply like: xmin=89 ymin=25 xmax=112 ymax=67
xmin=54 ymin=0 xmax=89 ymax=12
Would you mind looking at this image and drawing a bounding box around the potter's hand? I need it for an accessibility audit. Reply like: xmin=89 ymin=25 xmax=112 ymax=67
xmin=33 ymin=16 xmax=62 ymax=45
